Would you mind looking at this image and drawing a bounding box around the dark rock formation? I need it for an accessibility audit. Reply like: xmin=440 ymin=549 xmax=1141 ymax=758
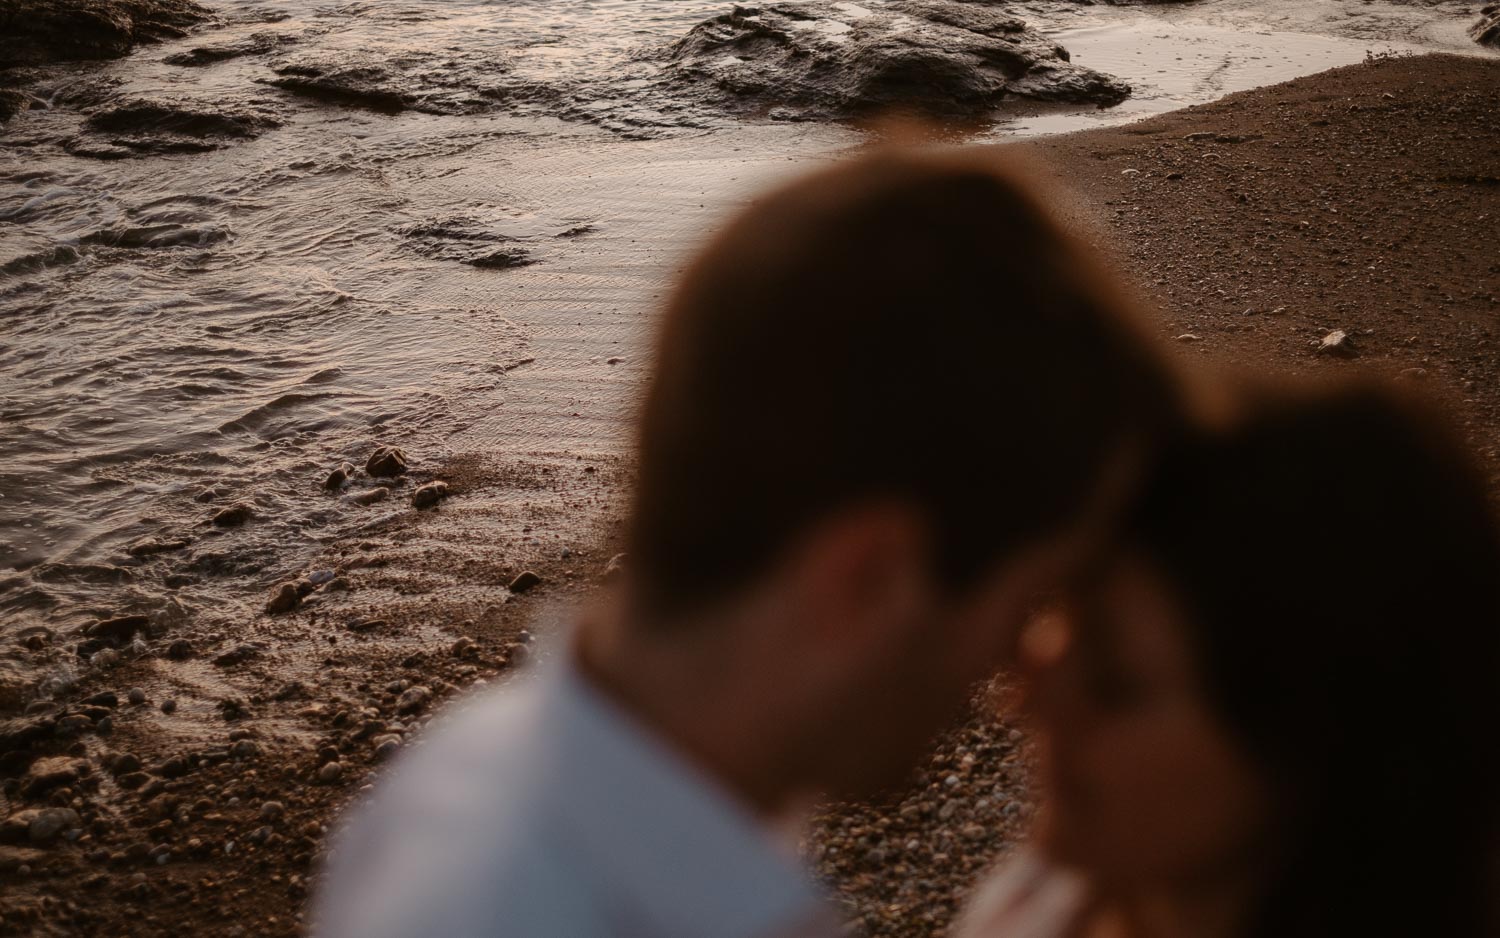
xmin=365 ymin=445 xmax=409 ymax=478
xmin=264 ymin=49 xmax=525 ymax=115
xmin=163 ymin=30 xmax=292 ymax=66
xmin=662 ymin=1 xmax=1130 ymax=121
xmin=66 ymin=98 xmax=282 ymax=158
xmin=1472 ymin=4 xmax=1500 ymax=47
xmin=395 ymin=216 xmax=538 ymax=269
xmin=0 ymin=0 xmax=210 ymax=69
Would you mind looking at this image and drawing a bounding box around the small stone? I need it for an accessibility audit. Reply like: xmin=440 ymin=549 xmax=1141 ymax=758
xmin=308 ymin=569 xmax=336 ymax=585
xmin=211 ymin=503 xmax=254 ymax=527
xmin=1399 ymin=367 xmax=1428 ymax=381
xmin=160 ymin=699 xmax=178 ymax=714
xmin=365 ymin=445 xmax=409 ymax=478
xmin=395 ymin=685 xmax=431 ymax=715
xmin=86 ymin=615 xmax=150 ymax=645
xmin=165 ymin=639 xmax=195 ymax=660
xmin=229 ymin=739 xmax=260 ymax=759
xmin=151 ymin=756 xmax=190 ymax=779
xmin=324 ymin=576 xmax=352 ymax=592
xmin=265 ymin=582 xmax=301 ymax=615
xmin=373 ymin=737 xmax=400 ymax=760
xmin=323 ymin=462 xmax=355 ymax=492
xmin=84 ymin=691 xmax=119 ymax=708
xmin=1174 ymin=333 xmax=1201 ymax=343
xmin=507 ymin=571 xmax=542 ymax=594
xmin=515 ymin=629 xmax=533 ymax=645
xmin=28 ymin=808 xmax=81 ymax=846
xmin=259 ymin=800 xmax=284 ymax=821
xmin=1317 ymin=329 xmax=1358 ymax=357
xmin=127 ymin=687 xmax=147 ymax=706
xmin=449 ymin=637 xmax=475 ymax=659
xmin=316 ymin=761 xmax=343 ymax=784
xmin=350 ymin=487 xmax=390 ymax=507
xmin=111 ymin=752 xmax=143 ymax=774
xmin=346 ymin=618 xmax=385 ymax=633
xmin=411 ymin=481 xmax=450 ymax=509
xmin=213 ymin=644 xmax=262 ymax=667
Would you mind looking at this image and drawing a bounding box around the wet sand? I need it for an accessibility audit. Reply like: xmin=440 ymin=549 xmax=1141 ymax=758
xmin=2 ymin=51 xmax=1498 ymax=938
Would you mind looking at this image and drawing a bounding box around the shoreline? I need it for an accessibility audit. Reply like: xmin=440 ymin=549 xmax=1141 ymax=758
xmin=2 ymin=52 xmax=1497 ymax=937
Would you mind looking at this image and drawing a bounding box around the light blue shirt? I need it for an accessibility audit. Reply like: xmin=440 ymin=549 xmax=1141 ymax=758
xmin=316 ymin=655 xmax=834 ymax=938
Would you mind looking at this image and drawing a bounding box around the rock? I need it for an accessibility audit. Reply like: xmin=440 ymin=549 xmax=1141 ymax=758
xmin=1174 ymin=333 xmax=1201 ymax=342
xmin=308 ymin=569 xmax=336 ymax=585
xmin=449 ymin=637 xmax=476 ymax=659
xmin=83 ymin=691 xmax=119 ymax=708
xmin=258 ymin=800 xmax=284 ymax=821
xmin=350 ymin=487 xmax=390 ymax=506
xmin=150 ymin=755 xmax=190 ymax=778
xmin=507 ymin=570 xmax=542 ymax=594
xmin=27 ymin=807 xmax=81 ymax=846
xmin=229 ymin=739 xmax=260 ymax=759
xmin=159 ymin=698 xmax=177 ymax=714
xmin=324 ymin=576 xmax=352 ymax=592
xmin=265 ymin=582 xmax=301 ymax=615
xmin=602 ymin=552 xmax=628 ymax=580
xmin=127 ymin=687 xmax=146 ymax=705
xmin=1471 ymin=4 xmax=1500 ymax=47
xmin=212 ymin=644 xmax=262 ymax=667
xmin=662 ymin=2 xmax=1131 ymax=122
xmin=110 ymin=752 xmax=142 ymax=774
xmin=0 ymin=88 xmax=34 ymax=122
xmin=165 ymin=639 xmax=194 ymax=660
xmin=323 ymin=462 xmax=355 ymax=492
xmin=466 ymin=247 xmax=534 ymax=269
xmin=86 ymin=614 xmax=150 ymax=644
xmin=411 ymin=481 xmax=450 ymax=509
xmin=364 ymin=445 xmax=408 ymax=478
xmin=373 ymin=737 xmax=400 ymax=760
xmin=263 ymin=48 xmax=521 ymax=116
xmin=0 ymin=714 xmax=58 ymax=752
xmin=346 ymin=617 xmax=385 ymax=633
xmin=394 ymin=685 xmax=431 ymax=715
xmin=211 ymin=503 xmax=254 ymax=527
xmin=21 ymin=757 xmax=86 ymax=798
xmin=315 ymin=761 xmax=343 ymax=784
xmin=1316 ymin=329 xmax=1358 ymax=357
xmin=67 ymin=99 xmax=282 ymax=158
xmin=126 ymin=536 xmax=191 ymax=557
xmin=0 ymin=0 xmax=210 ymax=69
xmin=163 ymin=30 xmax=293 ymax=66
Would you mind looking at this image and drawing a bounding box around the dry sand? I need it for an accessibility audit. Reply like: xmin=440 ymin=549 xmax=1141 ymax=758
xmin=1 ymin=51 xmax=1495 ymax=938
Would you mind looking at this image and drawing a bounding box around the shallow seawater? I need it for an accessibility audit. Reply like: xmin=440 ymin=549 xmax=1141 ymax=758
xmin=0 ymin=0 xmax=1491 ymax=701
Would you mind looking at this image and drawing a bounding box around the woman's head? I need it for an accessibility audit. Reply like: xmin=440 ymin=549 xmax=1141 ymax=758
xmin=1027 ymin=381 xmax=1500 ymax=935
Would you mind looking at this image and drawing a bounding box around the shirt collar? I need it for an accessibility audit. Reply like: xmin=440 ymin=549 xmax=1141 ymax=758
xmin=538 ymin=654 xmax=833 ymax=938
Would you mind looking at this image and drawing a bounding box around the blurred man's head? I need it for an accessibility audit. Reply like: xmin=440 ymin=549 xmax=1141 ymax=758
xmin=602 ymin=146 xmax=1180 ymax=801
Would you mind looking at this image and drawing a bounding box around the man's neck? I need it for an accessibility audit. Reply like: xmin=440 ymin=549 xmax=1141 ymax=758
xmin=572 ymin=606 xmax=810 ymax=821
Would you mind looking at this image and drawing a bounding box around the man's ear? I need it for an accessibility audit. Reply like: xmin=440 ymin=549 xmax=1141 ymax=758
xmin=787 ymin=502 xmax=935 ymax=659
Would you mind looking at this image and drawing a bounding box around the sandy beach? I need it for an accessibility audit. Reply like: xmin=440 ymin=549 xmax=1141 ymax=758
xmin=2 ymin=45 xmax=1497 ymax=938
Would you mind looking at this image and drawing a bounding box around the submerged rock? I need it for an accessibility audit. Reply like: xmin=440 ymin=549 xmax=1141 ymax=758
xmin=663 ymin=1 xmax=1130 ymax=121
xmin=0 ymin=0 xmax=209 ymax=69
xmin=1472 ymin=4 xmax=1500 ymax=47
xmin=66 ymin=98 xmax=282 ymax=158
xmin=265 ymin=49 xmax=525 ymax=115
xmin=163 ymin=30 xmax=293 ymax=66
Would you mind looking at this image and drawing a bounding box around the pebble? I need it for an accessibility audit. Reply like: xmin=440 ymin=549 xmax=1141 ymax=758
xmin=308 ymin=569 xmax=337 ymax=585
xmin=602 ymin=553 xmax=628 ymax=581
xmin=1316 ymin=329 xmax=1358 ymax=357
xmin=86 ymin=614 xmax=150 ymax=644
xmin=259 ymin=800 xmax=284 ymax=821
xmin=127 ymin=687 xmax=147 ymax=705
xmin=395 ymin=685 xmax=431 ymax=715
xmin=316 ymin=762 xmax=343 ymax=784
xmin=265 ymin=582 xmax=302 ymax=615
xmin=324 ymin=462 xmax=355 ymax=492
xmin=83 ymin=691 xmax=119 ymax=708
xmin=211 ymin=503 xmax=254 ymax=527
xmin=28 ymin=807 xmax=81 ymax=846
xmin=165 ymin=639 xmax=195 ymax=660
xmin=507 ymin=570 xmax=542 ymax=594
xmin=365 ymin=445 xmax=409 ymax=478
xmin=229 ymin=739 xmax=261 ymax=759
xmin=411 ymin=480 xmax=450 ymax=509
xmin=350 ymin=487 xmax=390 ymax=507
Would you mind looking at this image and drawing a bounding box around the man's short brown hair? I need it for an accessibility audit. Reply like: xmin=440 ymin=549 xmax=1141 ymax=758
xmin=627 ymin=147 xmax=1179 ymax=623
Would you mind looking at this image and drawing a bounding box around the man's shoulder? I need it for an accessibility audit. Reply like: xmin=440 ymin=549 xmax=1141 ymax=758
xmin=316 ymin=677 xmax=606 ymax=937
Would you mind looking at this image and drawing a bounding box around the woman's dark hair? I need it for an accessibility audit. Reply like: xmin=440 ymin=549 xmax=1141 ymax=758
xmin=1124 ymin=381 xmax=1500 ymax=938
xmin=627 ymin=146 xmax=1181 ymax=624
